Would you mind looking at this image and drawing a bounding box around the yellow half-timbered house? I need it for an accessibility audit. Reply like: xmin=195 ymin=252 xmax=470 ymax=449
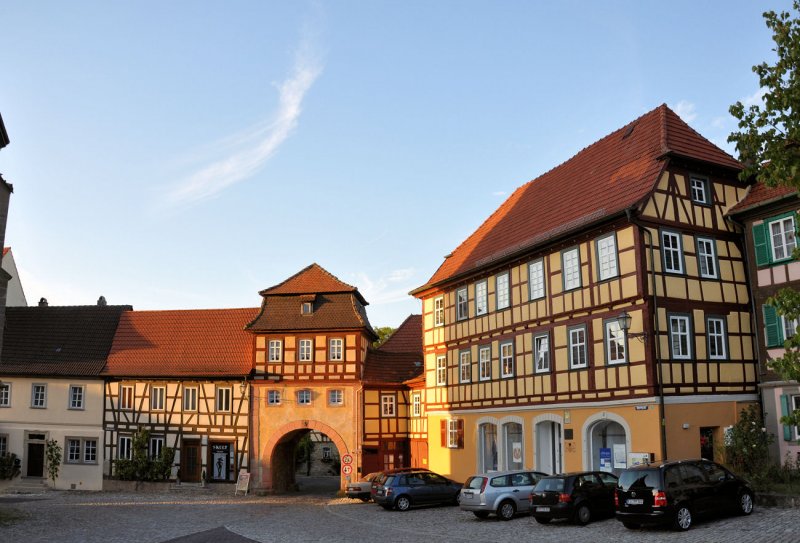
xmin=411 ymin=104 xmax=758 ymax=483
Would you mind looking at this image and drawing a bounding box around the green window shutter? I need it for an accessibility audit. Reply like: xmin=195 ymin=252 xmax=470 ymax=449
xmin=753 ymin=223 xmax=770 ymax=266
xmin=764 ymin=304 xmax=783 ymax=347
xmin=780 ymin=394 xmax=793 ymax=441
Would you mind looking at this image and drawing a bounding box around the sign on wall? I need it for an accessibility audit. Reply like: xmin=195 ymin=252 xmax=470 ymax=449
xmin=599 ymin=447 xmax=612 ymax=472
xmin=211 ymin=443 xmax=231 ymax=481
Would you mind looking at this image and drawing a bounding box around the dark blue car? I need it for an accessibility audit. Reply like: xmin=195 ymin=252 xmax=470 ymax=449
xmin=373 ymin=470 xmax=463 ymax=511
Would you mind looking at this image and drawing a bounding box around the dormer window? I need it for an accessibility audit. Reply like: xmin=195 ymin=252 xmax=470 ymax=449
xmin=302 ymin=302 xmax=313 ymax=315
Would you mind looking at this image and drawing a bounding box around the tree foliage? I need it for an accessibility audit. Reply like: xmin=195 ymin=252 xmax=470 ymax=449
xmin=45 ymin=439 xmax=62 ymax=488
xmin=373 ymin=326 xmax=396 ymax=348
xmin=729 ymin=1 xmax=800 ymax=188
xmin=724 ymin=405 xmax=774 ymax=482
xmin=114 ymin=428 xmax=175 ymax=482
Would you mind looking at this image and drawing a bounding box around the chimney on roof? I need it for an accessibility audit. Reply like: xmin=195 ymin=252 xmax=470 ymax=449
xmin=97 ymin=296 xmax=107 ymax=306
xmin=38 ymin=297 xmax=48 ymax=307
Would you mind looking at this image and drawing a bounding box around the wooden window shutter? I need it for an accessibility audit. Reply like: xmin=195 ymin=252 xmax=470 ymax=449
xmin=456 ymin=419 xmax=464 ymax=449
xmin=763 ymin=304 xmax=782 ymax=347
xmin=753 ymin=223 xmax=770 ymax=266
xmin=440 ymin=419 xmax=447 ymax=448
xmin=780 ymin=394 xmax=793 ymax=441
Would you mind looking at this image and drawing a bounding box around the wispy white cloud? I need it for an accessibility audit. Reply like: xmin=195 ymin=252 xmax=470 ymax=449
xmin=492 ymin=190 xmax=507 ymax=197
xmin=161 ymin=36 xmax=322 ymax=207
xmin=352 ymin=268 xmax=417 ymax=305
xmin=743 ymin=88 xmax=767 ymax=108
xmin=672 ymin=100 xmax=697 ymax=123
xmin=710 ymin=116 xmax=727 ymax=130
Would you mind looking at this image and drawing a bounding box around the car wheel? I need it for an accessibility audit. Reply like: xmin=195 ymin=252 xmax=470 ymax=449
xmin=473 ymin=511 xmax=490 ymax=519
xmin=573 ymin=504 xmax=591 ymax=526
xmin=534 ymin=516 xmax=551 ymax=524
xmin=672 ymin=504 xmax=692 ymax=531
xmin=622 ymin=521 xmax=640 ymax=530
xmin=395 ymin=495 xmax=411 ymax=512
xmin=498 ymin=500 xmax=516 ymax=521
xmin=738 ymin=491 xmax=754 ymax=515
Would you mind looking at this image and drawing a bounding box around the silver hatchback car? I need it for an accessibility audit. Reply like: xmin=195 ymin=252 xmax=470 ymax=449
xmin=460 ymin=470 xmax=548 ymax=520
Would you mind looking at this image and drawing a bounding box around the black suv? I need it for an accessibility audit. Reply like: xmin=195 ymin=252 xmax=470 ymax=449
xmin=615 ymin=459 xmax=753 ymax=531
xmin=529 ymin=471 xmax=618 ymax=525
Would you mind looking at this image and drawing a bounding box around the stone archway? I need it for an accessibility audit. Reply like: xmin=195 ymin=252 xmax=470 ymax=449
xmin=261 ymin=420 xmax=350 ymax=492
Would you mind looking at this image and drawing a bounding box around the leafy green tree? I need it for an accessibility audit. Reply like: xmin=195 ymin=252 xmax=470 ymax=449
xmin=45 ymin=439 xmax=62 ymax=488
xmin=373 ymin=326 xmax=396 ymax=348
xmin=724 ymin=405 xmax=774 ymax=485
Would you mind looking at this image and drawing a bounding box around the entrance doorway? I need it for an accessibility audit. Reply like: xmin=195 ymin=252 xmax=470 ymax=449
xmin=588 ymin=420 xmax=627 ymax=475
xmin=535 ymin=421 xmax=562 ymax=475
xmin=27 ymin=443 xmax=44 ymax=477
xmin=182 ymin=439 xmax=201 ymax=482
xmin=271 ymin=429 xmax=342 ymax=493
xmin=700 ymin=427 xmax=715 ymax=460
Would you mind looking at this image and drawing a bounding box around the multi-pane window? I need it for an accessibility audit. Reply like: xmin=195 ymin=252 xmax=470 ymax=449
xmin=770 ymin=216 xmax=797 ymax=261
xmin=697 ymin=237 xmax=718 ymax=278
xmin=267 ymin=390 xmax=281 ymax=405
xmin=763 ymin=304 xmax=798 ymax=347
xmin=669 ymin=315 xmax=692 ymax=359
xmin=149 ymin=436 xmax=164 ymax=459
xmin=568 ymin=326 xmax=588 ymax=369
xmin=456 ymin=287 xmax=468 ymax=320
xmin=328 ymin=389 xmax=343 ymax=406
xmin=478 ymin=346 xmax=491 ymax=381
xmin=534 ymin=333 xmax=550 ymax=373
xmin=297 ymin=389 xmax=312 ymax=405
xmin=707 ymin=317 xmax=727 ymax=360
xmin=563 ymin=248 xmax=581 ymax=290
xmin=31 ymin=384 xmax=47 ymax=408
xmin=434 ymin=297 xmax=445 ymax=326
xmin=690 ymin=176 xmax=709 ymax=204
xmin=447 ymin=419 xmax=462 ymax=448
xmin=662 ymin=231 xmax=684 ymax=273
xmin=529 ymin=259 xmax=545 ymax=300
xmin=0 ymin=383 xmax=11 ymax=407
xmin=299 ymin=339 xmax=313 ymax=362
xmin=329 ymin=338 xmax=343 ymax=361
xmin=605 ymin=321 xmax=626 ymax=365
xmin=597 ymin=234 xmax=618 ymax=281
xmin=381 ymin=394 xmax=396 ymax=417
xmin=216 ymin=387 xmax=231 ymax=412
xmin=67 ymin=439 xmax=82 ymax=463
xmin=183 ymin=387 xmax=198 ymax=411
xmin=151 ymin=386 xmax=165 ymax=411
xmin=84 ymin=439 xmax=97 ymax=463
xmin=0 ymin=435 xmax=6 ymax=457
xmin=120 ymin=385 xmax=133 ymax=410
xmin=500 ymin=342 xmax=514 ymax=378
xmin=459 ymin=351 xmax=471 ymax=383
xmin=496 ymin=272 xmax=510 ymax=310
xmin=412 ymin=393 xmax=421 ymax=417
xmin=69 ymin=385 xmax=85 ymax=410
xmin=475 ymin=280 xmax=488 ymax=316
xmin=268 ymin=340 xmax=282 ymax=362
xmin=784 ymin=316 xmax=799 ymax=341
xmin=436 ymin=355 xmax=447 ymax=386
xmin=118 ymin=436 xmax=132 ymax=460
xmin=68 ymin=438 xmax=98 ymax=464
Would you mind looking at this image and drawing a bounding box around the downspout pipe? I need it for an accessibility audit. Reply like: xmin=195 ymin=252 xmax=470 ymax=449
xmin=626 ymin=208 xmax=668 ymax=462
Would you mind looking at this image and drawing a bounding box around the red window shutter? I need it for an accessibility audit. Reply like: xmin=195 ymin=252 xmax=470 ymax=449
xmin=457 ymin=419 xmax=464 ymax=449
xmin=441 ymin=419 xmax=447 ymax=447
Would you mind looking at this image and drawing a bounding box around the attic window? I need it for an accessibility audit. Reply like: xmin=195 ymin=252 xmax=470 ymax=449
xmin=301 ymin=302 xmax=313 ymax=315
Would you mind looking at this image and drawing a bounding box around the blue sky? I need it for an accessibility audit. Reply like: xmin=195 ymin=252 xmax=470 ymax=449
xmin=0 ymin=1 xmax=791 ymax=328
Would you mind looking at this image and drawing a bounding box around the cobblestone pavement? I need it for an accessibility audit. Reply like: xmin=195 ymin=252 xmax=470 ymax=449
xmin=1 ymin=490 xmax=799 ymax=543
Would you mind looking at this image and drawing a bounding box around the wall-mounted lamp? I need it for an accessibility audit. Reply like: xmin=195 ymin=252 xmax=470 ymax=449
xmin=617 ymin=311 xmax=648 ymax=343
xmin=239 ymin=381 xmax=248 ymax=396
xmin=682 ymin=423 xmax=690 ymax=430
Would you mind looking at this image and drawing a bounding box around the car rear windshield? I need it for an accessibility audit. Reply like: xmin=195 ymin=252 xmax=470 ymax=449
xmin=533 ymin=478 xmax=565 ymax=492
xmin=618 ymin=469 xmax=661 ymax=491
xmin=382 ymin=475 xmax=396 ymax=486
xmin=465 ymin=476 xmax=485 ymax=490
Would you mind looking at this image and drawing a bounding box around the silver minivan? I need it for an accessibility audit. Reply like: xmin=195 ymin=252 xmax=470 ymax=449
xmin=460 ymin=470 xmax=548 ymax=520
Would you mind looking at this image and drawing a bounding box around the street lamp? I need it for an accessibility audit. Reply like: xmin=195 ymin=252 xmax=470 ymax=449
xmin=617 ymin=310 xmax=647 ymax=342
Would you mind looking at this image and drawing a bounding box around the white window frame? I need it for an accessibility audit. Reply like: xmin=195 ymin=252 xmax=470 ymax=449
xmin=216 ymin=387 xmax=231 ymax=412
xmin=434 ymin=296 xmax=445 ymax=327
xmin=496 ymin=272 xmax=510 ymax=310
xmin=529 ymin=258 xmax=545 ymax=300
xmin=769 ymin=215 xmax=797 ymax=262
xmin=151 ymin=386 xmax=165 ymax=411
xmin=562 ymin=248 xmax=581 ymax=290
xmin=500 ymin=341 xmax=514 ymax=378
xmin=67 ymin=438 xmax=82 ymax=463
xmin=120 ymin=385 xmax=134 ymax=411
xmin=329 ymin=338 xmax=343 ymax=361
xmin=31 ymin=383 xmax=47 ymax=408
xmin=456 ymin=287 xmax=469 ymax=321
xmin=459 ymin=351 xmax=471 ymax=383
xmin=328 ymin=389 xmax=344 ymax=406
xmin=183 ymin=386 xmax=198 ymax=412
xmin=669 ymin=314 xmax=692 ymax=360
xmin=662 ymin=231 xmax=684 ymax=274
xmin=597 ymin=233 xmax=618 ymax=281
xmin=478 ymin=346 xmax=491 ymax=381
xmin=783 ymin=315 xmax=799 ymax=341
xmin=475 ymin=280 xmax=488 ymax=316
xmin=690 ymin=176 xmax=709 ymax=204
xmin=534 ymin=333 xmax=550 ymax=373
xmin=118 ymin=436 xmax=132 ymax=460
xmin=707 ymin=317 xmax=727 ymax=360
xmin=268 ymin=339 xmax=283 ymax=362
xmin=0 ymin=382 xmax=11 ymax=407
xmin=84 ymin=439 xmax=98 ymax=463
xmin=299 ymin=339 xmax=313 ymax=362
xmin=297 ymin=389 xmax=311 ymax=405
xmin=436 ymin=355 xmax=447 ymax=386
xmin=697 ymin=237 xmax=718 ymax=279
xmin=568 ymin=326 xmax=588 ymax=369
xmin=301 ymin=302 xmax=313 ymax=315
xmin=447 ymin=419 xmax=460 ymax=448
xmin=412 ymin=393 xmax=421 ymax=417
xmin=605 ymin=320 xmax=627 ymax=365
xmin=381 ymin=394 xmax=396 ymax=417
xmin=793 ymin=395 xmax=800 ymax=440
xmin=149 ymin=436 xmax=164 ymax=459
xmin=267 ymin=389 xmax=281 ymax=405
xmin=68 ymin=385 xmax=85 ymax=410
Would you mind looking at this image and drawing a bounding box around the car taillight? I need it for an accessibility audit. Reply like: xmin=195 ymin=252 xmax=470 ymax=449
xmin=653 ymin=490 xmax=667 ymax=507
xmin=614 ymin=489 xmax=619 ymax=507
xmin=558 ymin=493 xmax=572 ymax=503
xmin=479 ymin=478 xmax=488 ymax=494
xmin=386 ymin=487 xmax=393 ymax=496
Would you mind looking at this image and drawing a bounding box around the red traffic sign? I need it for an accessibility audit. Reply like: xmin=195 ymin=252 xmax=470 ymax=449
xmin=342 ymin=464 xmax=353 ymax=475
xmin=342 ymin=454 xmax=353 ymax=465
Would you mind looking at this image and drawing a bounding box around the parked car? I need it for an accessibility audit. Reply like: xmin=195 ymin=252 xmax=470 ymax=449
xmin=460 ymin=470 xmax=548 ymax=520
xmin=529 ymin=471 xmax=618 ymax=525
xmin=370 ymin=467 xmax=431 ymax=500
xmin=373 ymin=469 xmax=463 ymax=511
xmin=614 ymin=459 xmax=754 ymax=531
xmin=346 ymin=472 xmax=382 ymax=501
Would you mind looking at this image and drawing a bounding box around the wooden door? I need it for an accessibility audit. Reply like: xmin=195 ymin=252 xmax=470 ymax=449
xmin=27 ymin=443 xmax=44 ymax=477
xmin=182 ymin=440 xmax=201 ymax=482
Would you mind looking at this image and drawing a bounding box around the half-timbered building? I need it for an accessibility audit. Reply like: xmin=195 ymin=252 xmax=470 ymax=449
xmin=102 ymin=308 xmax=256 ymax=483
xmin=411 ymin=104 xmax=758 ymax=483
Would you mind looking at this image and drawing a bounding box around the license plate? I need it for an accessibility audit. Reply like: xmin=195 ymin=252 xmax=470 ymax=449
xmin=537 ymin=506 xmax=550 ymax=512
xmin=626 ymin=499 xmax=643 ymax=505
xmin=376 ymin=490 xmax=383 ymax=496
xmin=463 ymin=491 xmax=473 ymax=498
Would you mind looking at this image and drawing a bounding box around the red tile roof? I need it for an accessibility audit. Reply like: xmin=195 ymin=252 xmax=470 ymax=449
xmin=727 ymin=181 xmax=796 ymax=215
xmin=104 ymin=308 xmax=258 ymax=378
xmin=2 ymin=247 xmax=8 ymax=256
xmin=363 ymin=314 xmax=423 ymax=384
xmin=1 ymin=305 xmax=131 ymax=377
xmin=377 ymin=315 xmax=422 ymax=354
xmin=414 ymin=104 xmax=742 ymax=291
xmin=246 ymin=293 xmax=374 ymax=334
xmin=260 ymin=263 xmax=367 ymax=305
